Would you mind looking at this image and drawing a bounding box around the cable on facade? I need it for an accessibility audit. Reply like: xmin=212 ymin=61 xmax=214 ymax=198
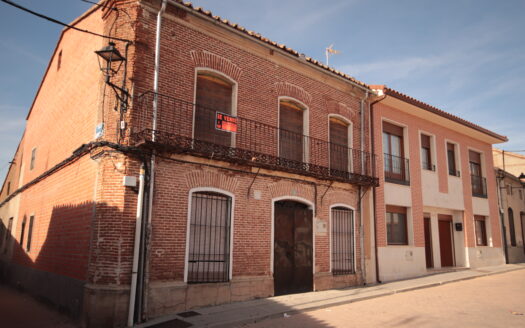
xmin=0 ymin=141 xmax=148 ymax=208
xmin=0 ymin=0 xmax=132 ymax=43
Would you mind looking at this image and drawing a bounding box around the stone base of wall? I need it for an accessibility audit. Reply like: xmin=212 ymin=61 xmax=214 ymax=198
xmin=147 ymin=272 xmax=363 ymax=319
xmin=314 ymin=271 xmax=361 ymax=291
xmin=83 ymin=284 xmax=130 ymax=328
xmin=0 ymin=260 xmax=85 ymax=318
xmin=467 ymin=247 xmax=506 ymax=268
xmin=147 ymin=275 xmax=273 ymax=319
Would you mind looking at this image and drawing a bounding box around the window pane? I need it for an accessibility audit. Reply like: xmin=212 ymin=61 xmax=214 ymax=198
xmin=391 ymin=135 xmax=402 ymax=157
xmin=447 ymin=148 xmax=456 ymax=175
xmin=387 ymin=211 xmax=407 ymax=245
xmin=188 ymin=192 xmax=231 ymax=283
xmin=332 ymin=207 xmax=354 ymax=275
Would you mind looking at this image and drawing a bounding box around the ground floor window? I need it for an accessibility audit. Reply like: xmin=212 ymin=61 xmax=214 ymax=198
xmin=331 ymin=207 xmax=354 ymax=275
xmin=187 ymin=191 xmax=232 ymax=283
xmin=386 ymin=205 xmax=408 ymax=245
xmin=474 ymin=215 xmax=487 ymax=246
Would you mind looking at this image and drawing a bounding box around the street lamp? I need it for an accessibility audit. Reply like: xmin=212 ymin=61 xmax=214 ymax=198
xmin=95 ymin=42 xmax=125 ymax=78
xmin=95 ymin=42 xmax=130 ymax=112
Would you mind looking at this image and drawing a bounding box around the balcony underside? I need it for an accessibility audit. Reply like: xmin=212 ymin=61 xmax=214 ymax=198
xmin=132 ymin=129 xmax=379 ymax=187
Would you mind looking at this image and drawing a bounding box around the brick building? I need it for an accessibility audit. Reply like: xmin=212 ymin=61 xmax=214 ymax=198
xmin=0 ymin=1 xmax=511 ymax=327
xmin=369 ymin=86 xmax=508 ymax=282
xmin=0 ymin=1 xmax=379 ymax=326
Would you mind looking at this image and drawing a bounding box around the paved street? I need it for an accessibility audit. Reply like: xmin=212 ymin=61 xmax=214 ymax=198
xmin=0 ymin=284 xmax=78 ymax=328
xmin=245 ymin=270 xmax=525 ymax=328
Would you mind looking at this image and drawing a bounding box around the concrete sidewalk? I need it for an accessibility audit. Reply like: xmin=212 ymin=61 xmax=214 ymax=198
xmin=138 ymin=263 xmax=525 ymax=328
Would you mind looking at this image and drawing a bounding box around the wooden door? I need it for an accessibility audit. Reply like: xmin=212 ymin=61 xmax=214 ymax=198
xmin=424 ymin=217 xmax=433 ymax=268
xmin=438 ymin=215 xmax=454 ymax=267
xmin=274 ymin=201 xmax=313 ymax=296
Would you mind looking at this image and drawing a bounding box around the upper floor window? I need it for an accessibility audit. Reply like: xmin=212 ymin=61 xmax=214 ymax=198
xmin=30 ymin=148 xmax=37 ymax=171
xmin=187 ymin=191 xmax=232 ymax=283
xmin=279 ymin=100 xmax=305 ymax=162
xmin=386 ymin=205 xmax=408 ymax=245
xmin=508 ymin=207 xmax=517 ymax=247
xmin=383 ymin=122 xmax=408 ymax=184
xmin=469 ymin=150 xmax=486 ymax=197
xmin=329 ymin=117 xmax=351 ymax=173
xmin=194 ymin=72 xmax=234 ymax=147
xmin=420 ymin=134 xmax=433 ymax=171
xmin=447 ymin=143 xmax=459 ymax=176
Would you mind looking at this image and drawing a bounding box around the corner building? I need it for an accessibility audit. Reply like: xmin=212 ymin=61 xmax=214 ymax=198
xmin=0 ymin=1 xmax=378 ymax=326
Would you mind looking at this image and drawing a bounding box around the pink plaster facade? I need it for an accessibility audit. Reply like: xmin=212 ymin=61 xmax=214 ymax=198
xmin=372 ymin=89 xmax=506 ymax=282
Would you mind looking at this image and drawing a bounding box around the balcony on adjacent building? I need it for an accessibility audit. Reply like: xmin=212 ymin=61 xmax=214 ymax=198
xmin=471 ymin=174 xmax=487 ymax=198
xmin=131 ymin=92 xmax=378 ymax=186
xmin=384 ymin=153 xmax=410 ymax=185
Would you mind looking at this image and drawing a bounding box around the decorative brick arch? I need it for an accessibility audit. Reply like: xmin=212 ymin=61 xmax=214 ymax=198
xmin=325 ymin=99 xmax=357 ymax=121
xmin=273 ymin=82 xmax=312 ymax=106
xmin=321 ymin=190 xmax=357 ymax=210
xmin=190 ymin=50 xmax=242 ymax=81
xmin=267 ymin=180 xmax=314 ymax=201
xmin=184 ymin=170 xmax=240 ymax=193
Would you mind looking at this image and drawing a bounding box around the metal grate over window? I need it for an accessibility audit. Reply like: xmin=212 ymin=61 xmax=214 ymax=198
xmin=188 ymin=192 xmax=232 ymax=283
xmin=331 ymin=207 xmax=354 ymax=275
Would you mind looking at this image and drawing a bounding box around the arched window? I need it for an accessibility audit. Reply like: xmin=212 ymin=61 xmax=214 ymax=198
xmin=194 ymin=72 xmax=234 ymax=147
xmin=329 ymin=117 xmax=351 ymax=174
xmin=279 ymin=99 xmax=306 ymax=162
xmin=331 ymin=206 xmax=354 ymax=274
xmin=508 ymin=207 xmax=516 ymax=247
xmin=187 ymin=191 xmax=232 ymax=283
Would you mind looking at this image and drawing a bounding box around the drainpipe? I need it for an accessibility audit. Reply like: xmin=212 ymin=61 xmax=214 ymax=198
xmin=369 ymin=94 xmax=386 ymax=283
xmin=496 ymin=170 xmax=509 ymax=263
xmin=128 ymin=164 xmax=146 ymax=327
xmin=141 ymin=0 xmax=167 ymax=322
xmin=359 ymin=92 xmax=368 ymax=284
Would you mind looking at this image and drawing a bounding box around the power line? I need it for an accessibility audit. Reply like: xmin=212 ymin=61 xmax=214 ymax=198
xmin=0 ymin=0 xmax=132 ymax=43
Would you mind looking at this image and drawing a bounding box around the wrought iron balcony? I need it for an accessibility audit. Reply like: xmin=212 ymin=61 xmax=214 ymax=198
xmin=471 ymin=175 xmax=487 ymax=198
xmin=384 ymin=153 xmax=410 ymax=185
xmin=131 ymin=92 xmax=378 ymax=186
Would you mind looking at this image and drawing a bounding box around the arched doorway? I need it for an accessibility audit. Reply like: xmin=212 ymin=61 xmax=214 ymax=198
xmin=273 ymin=200 xmax=313 ymax=296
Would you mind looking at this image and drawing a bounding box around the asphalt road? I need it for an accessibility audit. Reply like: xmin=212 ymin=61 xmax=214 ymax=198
xmin=246 ymin=269 xmax=525 ymax=328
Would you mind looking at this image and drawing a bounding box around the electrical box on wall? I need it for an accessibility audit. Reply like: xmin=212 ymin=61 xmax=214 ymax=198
xmin=123 ymin=176 xmax=137 ymax=187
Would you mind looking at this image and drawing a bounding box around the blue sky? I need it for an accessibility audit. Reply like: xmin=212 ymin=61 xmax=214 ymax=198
xmin=1 ymin=0 xmax=524 ymax=181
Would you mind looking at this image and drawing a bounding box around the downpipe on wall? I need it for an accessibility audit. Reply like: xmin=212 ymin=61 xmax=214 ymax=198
xmin=128 ymin=0 xmax=167 ymax=326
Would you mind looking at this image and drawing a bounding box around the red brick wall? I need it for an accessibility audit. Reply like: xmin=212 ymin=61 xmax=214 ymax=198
xmin=128 ymin=2 xmax=367 ymax=285
xmin=149 ymin=157 xmax=361 ymax=282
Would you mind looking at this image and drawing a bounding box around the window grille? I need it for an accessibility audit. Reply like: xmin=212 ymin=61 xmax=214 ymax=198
xmin=331 ymin=207 xmax=354 ymax=275
xmin=188 ymin=192 xmax=232 ymax=283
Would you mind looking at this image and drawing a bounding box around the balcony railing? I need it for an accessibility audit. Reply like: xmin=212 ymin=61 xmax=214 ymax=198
xmin=384 ymin=153 xmax=410 ymax=185
xmin=471 ymin=175 xmax=487 ymax=198
xmin=131 ymin=92 xmax=378 ymax=186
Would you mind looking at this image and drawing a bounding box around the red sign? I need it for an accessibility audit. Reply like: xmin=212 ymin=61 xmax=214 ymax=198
xmin=215 ymin=112 xmax=238 ymax=133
